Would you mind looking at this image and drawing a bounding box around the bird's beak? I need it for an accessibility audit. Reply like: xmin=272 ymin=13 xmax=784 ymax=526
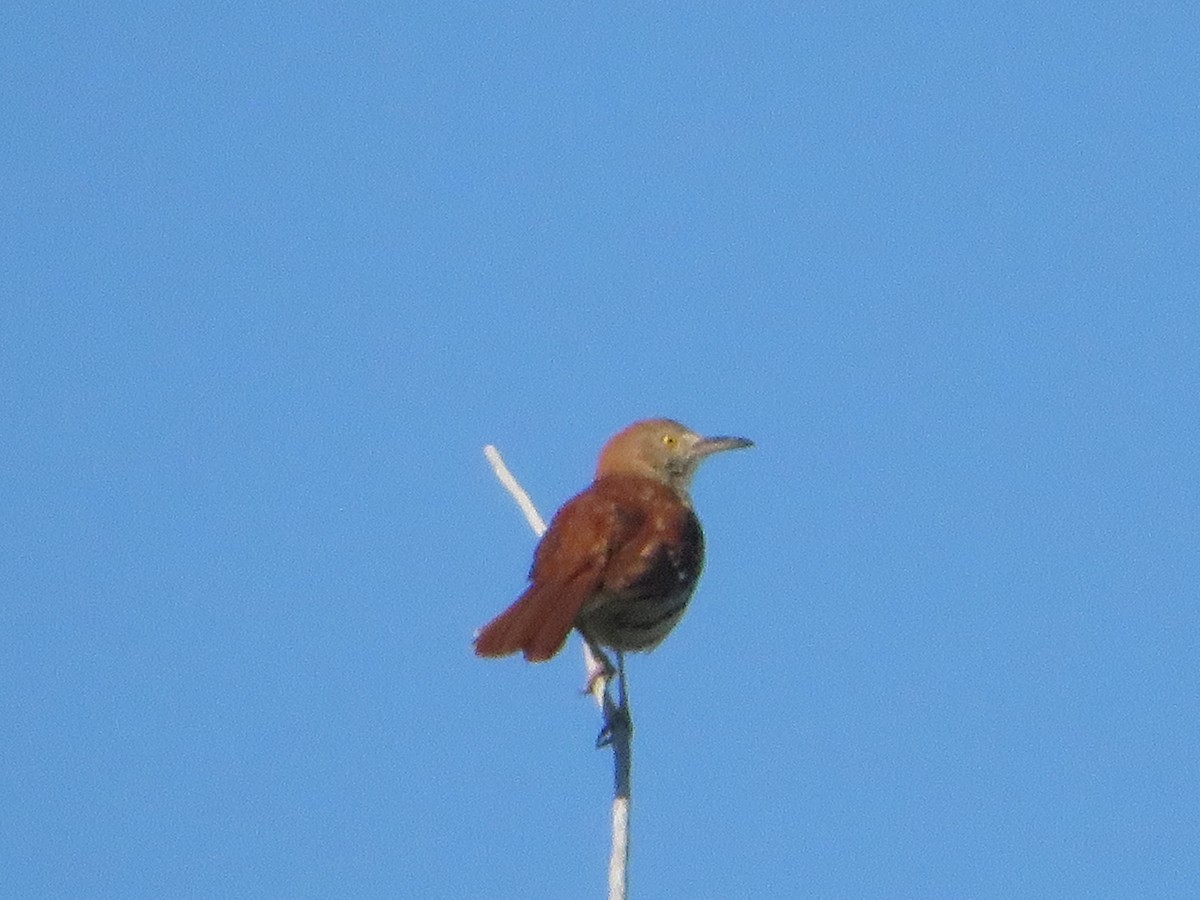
xmin=692 ymin=435 xmax=754 ymax=459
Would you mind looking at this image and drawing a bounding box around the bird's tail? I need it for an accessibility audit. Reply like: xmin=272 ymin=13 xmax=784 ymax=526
xmin=473 ymin=573 xmax=593 ymax=662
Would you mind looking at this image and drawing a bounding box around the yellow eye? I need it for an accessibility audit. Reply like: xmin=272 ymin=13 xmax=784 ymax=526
xmin=662 ymin=433 xmax=677 ymax=447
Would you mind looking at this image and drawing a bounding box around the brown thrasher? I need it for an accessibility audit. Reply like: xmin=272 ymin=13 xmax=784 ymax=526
xmin=474 ymin=419 xmax=752 ymax=667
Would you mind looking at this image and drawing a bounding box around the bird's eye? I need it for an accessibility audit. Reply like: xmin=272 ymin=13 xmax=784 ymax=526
xmin=662 ymin=434 xmax=677 ymax=447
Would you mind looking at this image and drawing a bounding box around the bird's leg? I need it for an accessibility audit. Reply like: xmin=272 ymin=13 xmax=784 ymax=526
xmin=615 ymin=651 xmax=628 ymax=712
xmin=582 ymin=636 xmax=616 ymax=695
xmin=580 ymin=636 xmax=632 ymax=748
xmin=596 ymin=651 xmax=632 ymax=749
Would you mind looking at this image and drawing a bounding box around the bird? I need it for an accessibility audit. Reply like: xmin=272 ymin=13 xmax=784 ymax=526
xmin=474 ymin=419 xmax=752 ymax=670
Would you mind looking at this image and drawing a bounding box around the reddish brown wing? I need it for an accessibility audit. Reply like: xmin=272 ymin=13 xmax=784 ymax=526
xmin=601 ymin=498 xmax=703 ymax=601
xmin=574 ymin=477 xmax=705 ymax=651
xmin=473 ymin=485 xmax=645 ymax=662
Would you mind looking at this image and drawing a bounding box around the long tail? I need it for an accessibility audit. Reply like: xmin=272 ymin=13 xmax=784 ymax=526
xmin=473 ymin=572 xmax=595 ymax=662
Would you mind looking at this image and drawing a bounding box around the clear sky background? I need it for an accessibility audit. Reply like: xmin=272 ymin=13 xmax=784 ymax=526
xmin=3 ymin=3 xmax=1197 ymax=898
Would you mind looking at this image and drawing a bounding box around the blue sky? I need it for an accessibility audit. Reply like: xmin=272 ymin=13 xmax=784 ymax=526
xmin=3 ymin=3 xmax=1197 ymax=897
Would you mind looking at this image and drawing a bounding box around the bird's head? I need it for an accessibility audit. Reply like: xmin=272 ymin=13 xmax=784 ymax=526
xmin=595 ymin=418 xmax=753 ymax=498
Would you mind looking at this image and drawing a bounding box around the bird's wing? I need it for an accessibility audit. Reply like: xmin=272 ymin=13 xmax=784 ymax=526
xmin=601 ymin=501 xmax=703 ymax=601
xmin=473 ymin=489 xmax=644 ymax=662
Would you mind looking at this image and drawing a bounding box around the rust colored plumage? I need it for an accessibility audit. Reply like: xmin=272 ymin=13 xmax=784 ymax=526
xmin=474 ymin=419 xmax=751 ymax=663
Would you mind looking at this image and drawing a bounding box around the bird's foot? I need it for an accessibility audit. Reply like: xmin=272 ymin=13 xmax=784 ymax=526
xmin=595 ymin=696 xmax=632 ymax=748
xmin=580 ymin=641 xmax=616 ymax=697
xmin=582 ymin=665 xmax=614 ymax=698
